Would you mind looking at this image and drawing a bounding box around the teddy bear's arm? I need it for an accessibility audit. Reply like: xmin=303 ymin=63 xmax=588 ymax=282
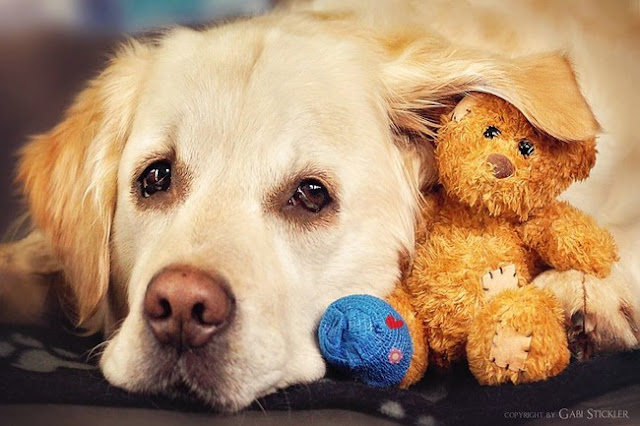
xmin=385 ymin=284 xmax=429 ymax=388
xmin=518 ymin=201 xmax=618 ymax=278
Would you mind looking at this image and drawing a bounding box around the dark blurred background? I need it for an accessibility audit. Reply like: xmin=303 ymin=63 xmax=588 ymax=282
xmin=0 ymin=0 xmax=276 ymax=236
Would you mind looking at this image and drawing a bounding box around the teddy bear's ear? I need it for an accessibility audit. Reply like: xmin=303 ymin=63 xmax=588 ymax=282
xmin=381 ymin=37 xmax=600 ymax=143
xmin=450 ymin=95 xmax=480 ymax=123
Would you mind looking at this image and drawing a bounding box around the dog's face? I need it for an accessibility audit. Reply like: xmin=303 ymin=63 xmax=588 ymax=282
xmin=17 ymin=13 xmax=599 ymax=411
xmin=102 ymin=22 xmax=420 ymax=410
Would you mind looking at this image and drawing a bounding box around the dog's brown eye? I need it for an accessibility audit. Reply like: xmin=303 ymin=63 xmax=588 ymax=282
xmin=483 ymin=125 xmax=501 ymax=139
xmin=518 ymin=139 xmax=535 ymax=157
xmin=139 ymin=161 xmax=171 ymax=198
xmin=288 ymin=179 xmax=331 ymax=213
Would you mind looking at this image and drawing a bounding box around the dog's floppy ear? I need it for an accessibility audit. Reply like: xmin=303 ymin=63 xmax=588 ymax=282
xmin=381 ymin=37 xmax=600 ymax=143
xmin=17 ymin=41 xmax=151 ymax=326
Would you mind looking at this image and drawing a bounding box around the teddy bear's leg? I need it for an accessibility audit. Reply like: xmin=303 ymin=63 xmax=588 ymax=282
xmin=467 ymin=286 xmax=570 ymax=385
xmin=385 ymin=285 xmax=428 ymax=388
xmin=408 ymin=230 xmax=531 ymax=369
xmin=533 ymin=269 xmax=640 ymax=359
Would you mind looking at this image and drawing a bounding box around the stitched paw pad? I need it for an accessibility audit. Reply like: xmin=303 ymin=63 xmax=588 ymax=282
xmin=489 ymin=323 xmax=532 ymax=372
xmin=482 ymin=264 xmax=518 ymax=299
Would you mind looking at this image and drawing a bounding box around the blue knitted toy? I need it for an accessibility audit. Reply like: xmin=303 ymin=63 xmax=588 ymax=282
xmin=318 ymin=294 xmax=413 ymax=387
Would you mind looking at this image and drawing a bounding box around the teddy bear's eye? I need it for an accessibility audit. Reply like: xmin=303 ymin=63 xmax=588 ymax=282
xmin=483 ymin=126 xmax=501 ymax=139
xmin=518 ymin=139 xmax=535 ymax=158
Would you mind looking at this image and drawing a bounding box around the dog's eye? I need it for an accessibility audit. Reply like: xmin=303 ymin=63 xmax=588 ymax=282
xmin=288 ymin=179 xmax=331 ymax=213
xmin=483 ymin=126 xmax=501 ymax=139
xmin=518 ymin=140 xmax=535 ymax=158
xmin=139 ymin=161 xmax=171 ymax=197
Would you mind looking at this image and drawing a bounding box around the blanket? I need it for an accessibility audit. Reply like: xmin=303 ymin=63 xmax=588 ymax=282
xmin=1 ymin=324 xmax=639 ymax=425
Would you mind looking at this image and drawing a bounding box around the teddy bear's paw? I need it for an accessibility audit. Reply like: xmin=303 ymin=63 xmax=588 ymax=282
xmin=481 ymin=264 xmax=518 ymax=299
xmin=489 ymin=323 xmax=532 ymax=372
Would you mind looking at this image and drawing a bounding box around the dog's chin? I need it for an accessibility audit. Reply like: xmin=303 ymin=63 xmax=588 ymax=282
xmin=105 ymin=347 xmax=288 ymax=413
xmin=178 ymin=350 xmax=288 ymax=412
xmin=168 ymin=368 xmax=280 ymax=413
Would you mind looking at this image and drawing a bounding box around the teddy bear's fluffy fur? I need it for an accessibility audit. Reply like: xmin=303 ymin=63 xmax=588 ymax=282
xmin=393 ymin=93 xmax=618 ymax=386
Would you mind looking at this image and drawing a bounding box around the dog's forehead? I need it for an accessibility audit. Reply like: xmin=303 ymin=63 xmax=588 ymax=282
xmin=126 ymin=22 xmax=389 ymax=182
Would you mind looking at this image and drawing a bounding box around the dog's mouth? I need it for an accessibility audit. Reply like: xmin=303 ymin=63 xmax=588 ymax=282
xmin=137 ymin=354 xmax=262 ymax=412
xmin=165 ymin=374 xmax=241 ymax=411
xmin=126 ymin=331 xmax=285 ymax=412
xmin=165 ymin=379 xmax=204 ymax=404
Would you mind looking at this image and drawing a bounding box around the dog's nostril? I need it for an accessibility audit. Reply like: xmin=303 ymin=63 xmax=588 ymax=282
xmin=159 ymin=298 xmax=172 ymax=319
xmin=192 ymin=303 xmax=205 ymax=324
xmin=145 ymin=296 xmax=172 ymax=320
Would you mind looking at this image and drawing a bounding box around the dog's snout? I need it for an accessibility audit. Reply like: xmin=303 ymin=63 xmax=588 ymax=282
xmin=144 ymin=266 xmax=234 ymax=348
xmin=487 ymin=153 xmax=514 ymax=179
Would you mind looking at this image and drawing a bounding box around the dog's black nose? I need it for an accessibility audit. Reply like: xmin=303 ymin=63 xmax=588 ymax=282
xmin=144 ymin=266 xmax=234 ymax=348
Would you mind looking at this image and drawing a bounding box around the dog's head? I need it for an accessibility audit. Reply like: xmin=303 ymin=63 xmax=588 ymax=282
xmin=16 ymin=13 xmax=598 ymax=411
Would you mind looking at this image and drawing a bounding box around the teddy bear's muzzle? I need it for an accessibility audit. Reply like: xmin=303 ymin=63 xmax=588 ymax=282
xmin=487 ymin=154 xmax=514 ymax=179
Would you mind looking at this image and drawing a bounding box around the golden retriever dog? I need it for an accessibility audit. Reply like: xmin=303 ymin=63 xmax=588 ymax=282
xmin=1 ymin=0 xmax=638 ymax=412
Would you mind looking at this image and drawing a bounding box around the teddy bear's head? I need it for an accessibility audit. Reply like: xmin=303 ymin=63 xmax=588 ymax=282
xmin=436 ymin=93 xmax=597 ymax=220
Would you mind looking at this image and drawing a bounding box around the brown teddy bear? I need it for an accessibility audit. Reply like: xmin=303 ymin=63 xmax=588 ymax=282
xmin=319 ymin=92 xmax=618 ymax=387
xmin=406 ymin=92 xmax=618 ymax=385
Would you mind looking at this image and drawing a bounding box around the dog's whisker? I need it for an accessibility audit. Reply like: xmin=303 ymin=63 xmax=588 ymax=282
xmin=253 ymin=398 xmax=267 ymax=416
xmin=85 ymin=340 xmax=110 ymax=362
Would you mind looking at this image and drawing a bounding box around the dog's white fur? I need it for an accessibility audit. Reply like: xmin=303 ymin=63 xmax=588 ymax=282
xmin=2 ymin=0 xmax=639 ymax=412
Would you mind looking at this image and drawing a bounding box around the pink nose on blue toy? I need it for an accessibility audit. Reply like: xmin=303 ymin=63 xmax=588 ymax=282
xmin=317 ymin=294 xmax=413 ymax=387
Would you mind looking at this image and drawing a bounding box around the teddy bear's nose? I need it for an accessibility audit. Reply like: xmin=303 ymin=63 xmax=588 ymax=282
xmin=487 ymin=154 xmax=514 ymax=179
